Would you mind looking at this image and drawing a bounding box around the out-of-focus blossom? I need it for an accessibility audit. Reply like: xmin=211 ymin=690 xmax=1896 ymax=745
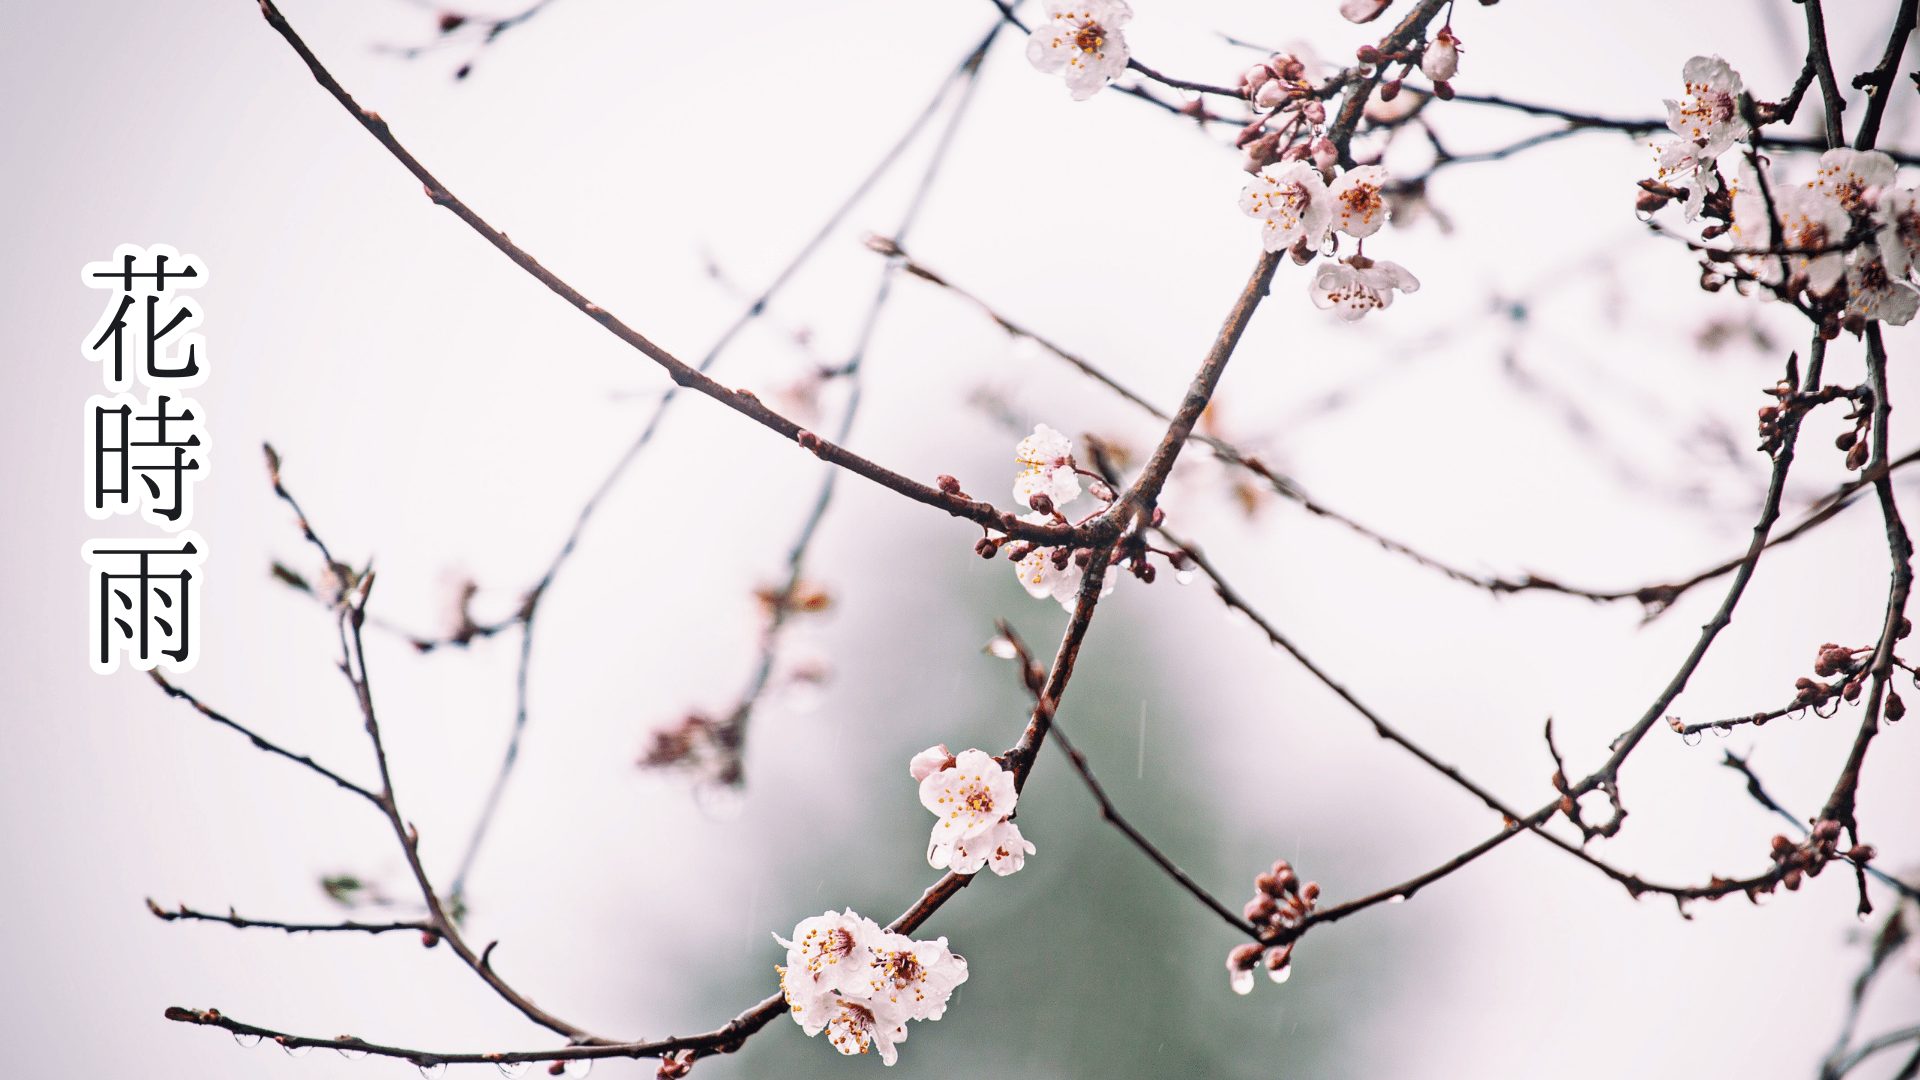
xmin=1846 ymin=251 xmax=1919 ymax=326
xmin=1877 ymin=188 xmax=1920 ymax=278
xmin=1811 ymin=148 xmax=1896 ymax=216
xmin=1013 ymin=423 xmax=1082 ymax=509
xmin=1340 ymin=0 xmax=1392 ymax=24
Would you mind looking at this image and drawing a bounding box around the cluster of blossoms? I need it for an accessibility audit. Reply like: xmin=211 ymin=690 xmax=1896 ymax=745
xmin=776 ymin=909 xmax=970 ymax=1065
xmin=1224 ymin=858 xmax=1320 ymax=993
xmin=913 ymin=745 xmax=1035 ymax=875
xmin=1026 ymin=0 xmax=1132 ymax=100
xmin=1242 ymin=158 xmax=1419 ymax=320
xmin=1645 ymin=56 xmax=1919 ymax=327
xmin=970 ymin=424 xmax=1187 ymax=610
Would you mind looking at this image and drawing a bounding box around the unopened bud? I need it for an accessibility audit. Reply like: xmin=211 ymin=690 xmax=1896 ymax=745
xmin=937 ymin=474 xmax=962 ymax=494
xmin=1028 ymin=492 xmax=1056 ymax=516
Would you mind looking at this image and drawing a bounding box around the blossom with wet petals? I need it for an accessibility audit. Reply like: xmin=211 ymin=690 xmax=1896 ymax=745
xmin=776 ymin=910 xmax=970 ymax=1066
xmin=1242 ymin=161 xmax=1332 ymax=252
xmin=951 ymin=818 xmax=1037 ymax=876
xmin=1421 ymin=27 xmax=1460 ymax=82
xmin=1310 ymin=257 xmax=1420 ymax=321
xmin=776 ymin=908 xmax=878 ymax=1012
xmin=921 ymin=748 xmax=1016 ymax=849
xmin=864 ymin=932 xmax=970 ymax=1022
xmin=1027 ymin=0 xmax=1132 ymax=101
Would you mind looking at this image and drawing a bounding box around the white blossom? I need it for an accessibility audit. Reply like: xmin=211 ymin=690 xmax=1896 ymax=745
xmin=1847 ymin=250 xmax=1919 ymax=326
xmin=824 ymin=998 xmax=910 ymax=1065
xmin=1026 ymin=0 xmax=1132 ymax=101
xmin=921 ymin=748 xmax=1017 ymax=853
xmin=1310 ymin=257 xmax=1420 ymax=321
xmin=1328 ymin=164 xmax=1390 ymax=238
xmin=1877 ymin=187 xmax=1920 ymax=278
xmin=1811 ymin=148 xmax=1896 ymax=217
xmin=1013 ymin=423 xmax=1081 ymax=509
xmin=864 ymin=932 xmax=970 ymax=1022
xmin=1241 ymin=161 xmax=1332 ymax=253
xmin=1653 ymin=139 xmax=1721 ymax=221
xmin=908 ymin=743 xmax=955 ymax=783
xmin=1420 ymin=27 xmax=1459 ymax=82
xmin=1012 ymin=515 xmax=1116 ymax=611
xmin=950 ymin=818 xmax=1036 ymax=876
xmin=1664 ymin=55 xmax=1747 ymax=157
xmin=776 ymin=909 xmax=878 ymax=1014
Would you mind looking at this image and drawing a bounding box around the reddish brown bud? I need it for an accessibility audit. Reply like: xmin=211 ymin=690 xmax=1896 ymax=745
xmin=1228 ymin=942 xmax=1264 ymax=970
xmin=937 ymin=474 xmax=962 ymax=494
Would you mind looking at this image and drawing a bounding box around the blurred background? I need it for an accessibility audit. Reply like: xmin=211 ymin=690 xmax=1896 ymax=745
xmin=3 ymin=1 xmax=1918 ymax=1076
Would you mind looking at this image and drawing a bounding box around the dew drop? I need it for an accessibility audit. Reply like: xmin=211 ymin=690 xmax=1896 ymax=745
xmin=1712 ymin=724 xmax=1731 ymax=738
xmin=1267 ymin=962 xmax=1293 ymax=984
xmin=233 ymin=1034 xmax=264 ymax=1049
xmin=554 ymin=1060 xmax=594 ymax=1078
xmin=1681 ymin=729 xmax=1703 ymax=747
xmin=1174 ymin=568 xmax=1197 ymax=586
xmin=985 ymin=637 xmax=1017 ymax=659
xmin=338 ymin=1047 xmax=368 ymax=1060
xmin=419 ymin=1064 xmax=448 ymax=1079
xmin=1229 ymin=968 xmax=1255 ymax=996
xmin=282 ymin=1043 xmax=313 ymax=1059
xmin=498 ymin=1063 xmax=533 ymax=1078
xmin=1386 ymin=894 xmax=1407 ymax=905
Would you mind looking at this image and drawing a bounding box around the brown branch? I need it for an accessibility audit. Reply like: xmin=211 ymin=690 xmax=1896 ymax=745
xmin=992 ymin=622 xmax=1261 ymax=939
xmin=148 ymin=901 xmax=430 ymax=937
xmin=1853 ymin=0 xmax=1920 ymax=150
xmin=148 ymin=670 xmax=382 ymax=807
xmin=247 ymin=0 xmax=1079 ymax=548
